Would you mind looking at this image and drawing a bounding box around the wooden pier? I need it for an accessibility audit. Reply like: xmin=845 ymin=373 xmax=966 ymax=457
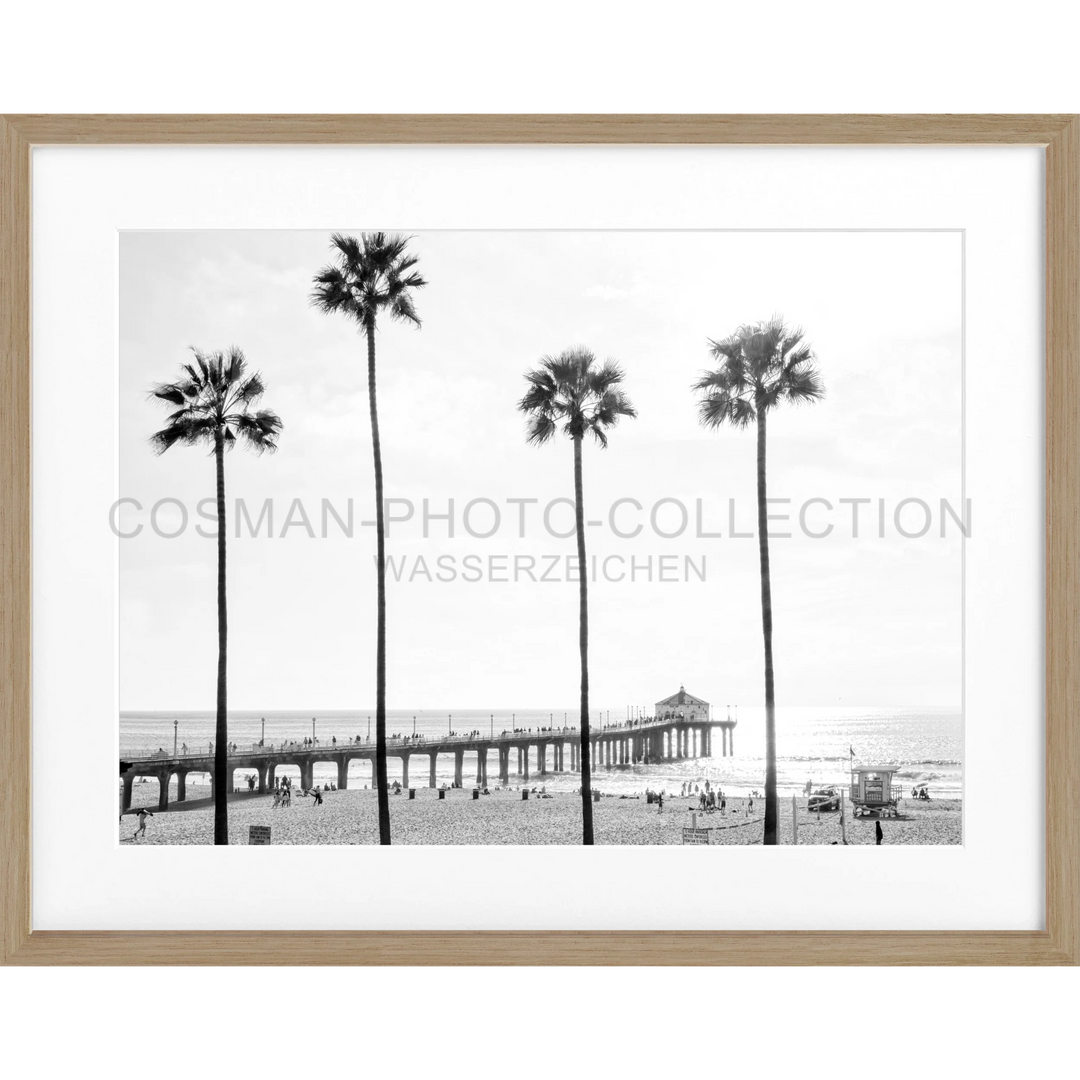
xmin=118 ymin=715 xmax=737 ymax=812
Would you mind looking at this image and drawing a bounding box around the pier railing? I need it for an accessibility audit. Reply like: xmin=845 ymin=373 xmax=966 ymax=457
xmin=122 ymin=715 xmax=733 ymax=762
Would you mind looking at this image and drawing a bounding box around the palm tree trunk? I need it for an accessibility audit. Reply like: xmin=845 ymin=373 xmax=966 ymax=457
xmin=213 ymin=432 xmax=228 ymax=845
xmin=573 ymin=435 xmax=594 ymax=845
xmin=366 ymin=317 xmax=391 ymax=845
xmin=755 ymin=405 xmax=778 ymax=845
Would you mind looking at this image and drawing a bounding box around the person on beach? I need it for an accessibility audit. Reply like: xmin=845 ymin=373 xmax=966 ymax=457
xmin=132 ymin=808 xmax=152 ymax=841
xmin=272 ymin=788 xmax=282 ymax=809
xmin=875 ymin=820 xmax=884 ymax=845
xmin=311 ymin=787 xmax=323 ymax=807
xmin=748 ymin=796 xmax=754 ymax=815
xmin=657 ymin=793 xmax=663 ymax=813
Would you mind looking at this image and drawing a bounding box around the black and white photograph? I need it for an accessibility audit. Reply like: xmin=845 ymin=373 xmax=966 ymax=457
xmin=118 ymin=228 xmax=964 ymax=847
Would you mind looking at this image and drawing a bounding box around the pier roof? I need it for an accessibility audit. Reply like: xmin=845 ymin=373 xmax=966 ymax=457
xmin=655 ymin=685 xmax=709 ymax=709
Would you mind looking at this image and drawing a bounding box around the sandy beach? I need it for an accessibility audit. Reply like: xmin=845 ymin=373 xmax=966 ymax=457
xmin=118 ymin=785 xmax=961 ymax=846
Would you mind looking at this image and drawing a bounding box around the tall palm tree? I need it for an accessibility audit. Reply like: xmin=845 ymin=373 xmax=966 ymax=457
xmin=150 ymin=347 xmax=282 ymax=845
xmin=519 ymin=348 xmax=636 ymax=844
xmin=693 ymin=317 xmax=823 ymax=845
xmin=311 ymin=232 xmax=425 ymax=846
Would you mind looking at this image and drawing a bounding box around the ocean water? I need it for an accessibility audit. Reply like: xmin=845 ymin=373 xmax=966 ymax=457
xmin=119 ymin=705 xmax=962 ymax=798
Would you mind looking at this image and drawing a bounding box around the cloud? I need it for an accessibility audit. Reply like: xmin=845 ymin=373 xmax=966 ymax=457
xmin=583 ymin=278 xmax=651 ymax=301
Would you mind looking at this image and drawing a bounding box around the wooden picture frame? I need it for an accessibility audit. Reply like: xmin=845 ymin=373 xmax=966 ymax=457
xmin=1 ymin=114 xmax=1076 ymax=965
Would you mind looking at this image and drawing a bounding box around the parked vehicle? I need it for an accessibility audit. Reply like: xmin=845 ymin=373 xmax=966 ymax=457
xmin=807 ymin=787 xmax=840 ymax=812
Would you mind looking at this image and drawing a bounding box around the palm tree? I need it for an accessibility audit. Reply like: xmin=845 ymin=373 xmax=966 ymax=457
xmin=519 ymin=348 xmax=636 ymax=844
xmin=693 ymin=317 xmax=823 ymax=845
xmin=150 ymin=347 xmax=282 ymax=845
xmin=311 ymin=233 xmax=425 ymax=846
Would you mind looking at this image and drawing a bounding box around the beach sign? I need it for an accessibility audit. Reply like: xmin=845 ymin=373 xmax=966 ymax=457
xmin=248 ymin=825 xmax=271 ymax=845
xmin=682 ymin=827 xmax=710 ymax=845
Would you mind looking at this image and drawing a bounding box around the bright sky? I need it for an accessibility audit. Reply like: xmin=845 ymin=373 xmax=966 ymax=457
xmin=119 ymin=230 xmax=962 ymax=711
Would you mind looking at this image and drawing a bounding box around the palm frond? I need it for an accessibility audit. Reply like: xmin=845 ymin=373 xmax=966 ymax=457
xmin=780 ymin=330 xmax=808 ymax=363
xmin=564 ymin=411 xmax=589 ymax=441
xmin=233 ymin=372 xmax=266 ymax=406
xmin=525 ymin=413 xmax=557 ymax=445
xmin=697 ymin=391 xmax=756 ymax=430
xmin=367 ymin=232 xmax=411 ymax=273
xmin=389 ymin=292 xmax=422 ymax=327
xmin=148 ymin=425 xmax=187 ymax=454
xmin=702 ymin=344 xmax=751 ymax=391
xmin=587 ymin=416 xmax=610 ymax=448
xmin=234 ymin=409 xmax=283 ymax=454
xmin=542 ymin=349 xmax=591 ymax=397
xmin=781 ymin=342 xmax=813 ymax=371
xmin=586 ymin=359 xmax=626 ymax=396
xmin=150 ymin=383 xmax=187 ymax=407
xmin=329 ymin=232 xmax=364 ymax=272
xmin=313 ymin=232 xmax=423 ymax=334
xmin=522 ymin=366 xmax=557 ymax=391
xmin=520 ymin=346 xmax=636 ymax=451
xmin=759 ymin=381 xmax=784 ymax=410
xmin=310 ymin=265 xmax=358 ymax=318
xmin=591 ymin=388 xmax=637 ymax=428
xmin=518 ymin=381 xmax=554 ymax=415
xmin=223 ymin=346 xmax=246 ymax=387
xmin=782 ymin=362 xmax=825 ymax=405
xmin=697 ymin=368 xmax=747 ymax=398
xmin=390 ymin=252 xmax=420 ymax=275
xmin=149 ymin=414 xmax=217 ymax=454
xmin=695 ymin=315 xmax=824 ymax=427
xmin=192 ymin=349 xmax=211 ymax=386
xmin=208 ymin=351 xmax=226 ymax=393
xmin=150 ymin=350 xmax=283 ymax=458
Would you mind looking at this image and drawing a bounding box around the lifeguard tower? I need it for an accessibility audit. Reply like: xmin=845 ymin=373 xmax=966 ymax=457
xmin=849 ymin=765 xmax=903 ymax=818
